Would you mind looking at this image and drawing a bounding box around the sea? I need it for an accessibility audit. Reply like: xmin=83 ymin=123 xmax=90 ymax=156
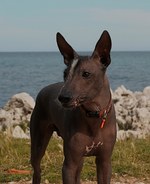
xmin=0 ymin=51 xmax=150 ymax=107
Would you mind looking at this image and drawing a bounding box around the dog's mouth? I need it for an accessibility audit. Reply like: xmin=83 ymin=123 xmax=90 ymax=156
xmin=60 ymin=97 xmax=88 ymax=109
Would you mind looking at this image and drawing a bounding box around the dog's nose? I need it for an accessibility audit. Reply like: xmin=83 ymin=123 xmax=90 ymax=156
xmin=58 ymin=94 xmax=72 ymax=104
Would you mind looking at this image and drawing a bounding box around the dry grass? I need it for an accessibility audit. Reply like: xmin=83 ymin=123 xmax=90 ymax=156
xmin=0 ymin=133 xmax=150 ymax=183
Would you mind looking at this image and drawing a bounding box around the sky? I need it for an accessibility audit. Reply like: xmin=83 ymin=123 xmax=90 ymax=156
xmin=0 ymin=0 xmax=150 ymax=51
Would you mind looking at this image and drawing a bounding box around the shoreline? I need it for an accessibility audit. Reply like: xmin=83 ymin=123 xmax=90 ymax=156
xmin=0 ymin=85 xmax=150 ymax=140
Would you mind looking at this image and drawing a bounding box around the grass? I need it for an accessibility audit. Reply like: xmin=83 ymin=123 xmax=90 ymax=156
xmin=0 ymin=133 xmax=150 ymax=183
xmin=112 ymin=138 xmax=150 ymax=178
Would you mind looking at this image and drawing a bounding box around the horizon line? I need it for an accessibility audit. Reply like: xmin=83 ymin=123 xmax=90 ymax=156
xmin=0 ymin=50 xmax=150 ymax=53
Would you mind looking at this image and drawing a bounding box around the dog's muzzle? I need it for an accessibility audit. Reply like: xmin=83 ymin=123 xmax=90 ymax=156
xmin=58 ymin=94 xmax=75 ymax=108
xmin=58 ymin=94 xmax=72 ymax=105
xmin=58 ymin=94 xmax=86 ymax=108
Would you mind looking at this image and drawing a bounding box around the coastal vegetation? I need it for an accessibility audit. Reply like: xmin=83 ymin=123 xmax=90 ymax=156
xmin=0 ymin=87 xmax=149 ymax=183
xmin=0 ymin=133 xmax=149 ymax=183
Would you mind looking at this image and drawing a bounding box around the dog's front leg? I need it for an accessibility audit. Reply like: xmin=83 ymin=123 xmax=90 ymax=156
xmin=62 ymin=140 xmax=84 ymax=184
xmin=62 ymin=157 xmax=83 ymax=184
xmin=95 ymin=156 xmax=112 ymax=184
xmin=75 ymin=159 xmax=84 ymax=184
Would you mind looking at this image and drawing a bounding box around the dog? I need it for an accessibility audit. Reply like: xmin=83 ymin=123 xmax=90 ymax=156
xmin=30 ymin=30 xmax=116 ymax=184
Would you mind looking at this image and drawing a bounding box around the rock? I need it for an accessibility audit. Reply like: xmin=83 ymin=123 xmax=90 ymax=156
xmin=113 ymin=85 xmax=150 ymax=140
xmin=12 ymin=125 xmax=29 ymax=139
xmin=143 ymin=86 xmax=150 ymax=96
xmin=136 ymin=108 xmax=150 ymax=124
xmin=0 ymin=92 xmax=35 ymax=138
xmin=0 ymin=86 xmax=150 ymax=140
xmin=4 ymin=92 xmax=35 ymax=113
xmin=117 ymin=130 xmax=146 ymax=141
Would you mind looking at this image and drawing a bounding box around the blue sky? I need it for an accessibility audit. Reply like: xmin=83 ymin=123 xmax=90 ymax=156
xmin=0 ymin=0 xmax=150 ymax=51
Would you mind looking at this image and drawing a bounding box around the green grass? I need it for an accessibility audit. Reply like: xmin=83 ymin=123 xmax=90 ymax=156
xmin=0 ymin=133 xmax=150 ymax=183
xmin=112 ymin=138 xmax=150 ymax=179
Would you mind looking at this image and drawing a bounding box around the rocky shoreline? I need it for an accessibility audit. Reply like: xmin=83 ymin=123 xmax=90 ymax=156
xmin=0 ymin=85 xmax=150 ymax=140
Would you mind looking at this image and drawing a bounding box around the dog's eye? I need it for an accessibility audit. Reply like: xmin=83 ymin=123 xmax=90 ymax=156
xmin=82 ymin=71 xmax=91 ymax=78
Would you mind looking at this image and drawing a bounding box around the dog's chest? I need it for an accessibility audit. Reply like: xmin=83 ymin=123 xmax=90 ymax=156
xmin=84 ymin=140 xmax=103 ymax=156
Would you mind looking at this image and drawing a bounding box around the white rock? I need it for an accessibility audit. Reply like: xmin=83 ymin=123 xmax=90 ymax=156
xmin=0 ymin=92 xmax=35 ymax=138
xmin=143 ymin=86 xmax=150 ymax=97
xmin=117 ymin=130 xmax=127 ymax=140
xmin=117 ymin=130 xmax=146 ymax=140
xmin=4 ymin=92 xmax=35 ymax=110
xmin=136 ymin=108 xmax=150 ymax=125
xmin=113 ymin=85 xmax=150 ymax=140
xmin=1 ymin=86 xmax=150 ymax=140
xmin=12 ymin=125 xmax=29 ymax=139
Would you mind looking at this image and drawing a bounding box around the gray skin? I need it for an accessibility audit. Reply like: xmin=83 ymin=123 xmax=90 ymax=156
xmin=30 ymin=30 xmax=116 ymax=184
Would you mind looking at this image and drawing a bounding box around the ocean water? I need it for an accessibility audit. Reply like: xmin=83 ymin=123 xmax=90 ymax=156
xmin=0 ymin=51 xmax=150 ymax=107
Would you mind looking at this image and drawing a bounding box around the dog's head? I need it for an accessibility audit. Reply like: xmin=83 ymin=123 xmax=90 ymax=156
xmin=57 ymin=30 xmax=111 ymax=108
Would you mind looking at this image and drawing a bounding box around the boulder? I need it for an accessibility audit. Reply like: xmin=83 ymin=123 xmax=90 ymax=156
xmin=0 ymin=86 xmax=150 ymax=140
xmin=0 ymin=92 xmax=35 ymax=138
xmin=113 ymin=86 xmax=150 ymax=140
xmin=12 ymin=125 xmax=29 ymax=139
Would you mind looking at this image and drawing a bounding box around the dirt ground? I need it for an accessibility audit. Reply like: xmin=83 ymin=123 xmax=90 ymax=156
xmin=7 ymin=176 xmax=150 ymax=184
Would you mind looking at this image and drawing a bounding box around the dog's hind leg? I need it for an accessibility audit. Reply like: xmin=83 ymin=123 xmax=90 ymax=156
xmin=30 ymin=110 xmax=54 ymax=184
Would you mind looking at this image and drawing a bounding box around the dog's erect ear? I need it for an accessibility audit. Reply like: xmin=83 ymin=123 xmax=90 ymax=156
xmin=92 ymin=30 xmax=112 ymax=68
xmin=56 ymin=33 xmax=78 ymax=65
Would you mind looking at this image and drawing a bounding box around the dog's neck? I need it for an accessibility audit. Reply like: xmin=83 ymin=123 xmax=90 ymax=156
xmin=81 ymin=76 xmax=112 ymax=130
xmin=82 ymin=75 xmax=111 ymax=112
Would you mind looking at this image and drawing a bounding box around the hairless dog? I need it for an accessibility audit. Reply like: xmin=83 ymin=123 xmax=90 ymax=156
xmin=30 ymin=30 xmax=116 ymax=184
